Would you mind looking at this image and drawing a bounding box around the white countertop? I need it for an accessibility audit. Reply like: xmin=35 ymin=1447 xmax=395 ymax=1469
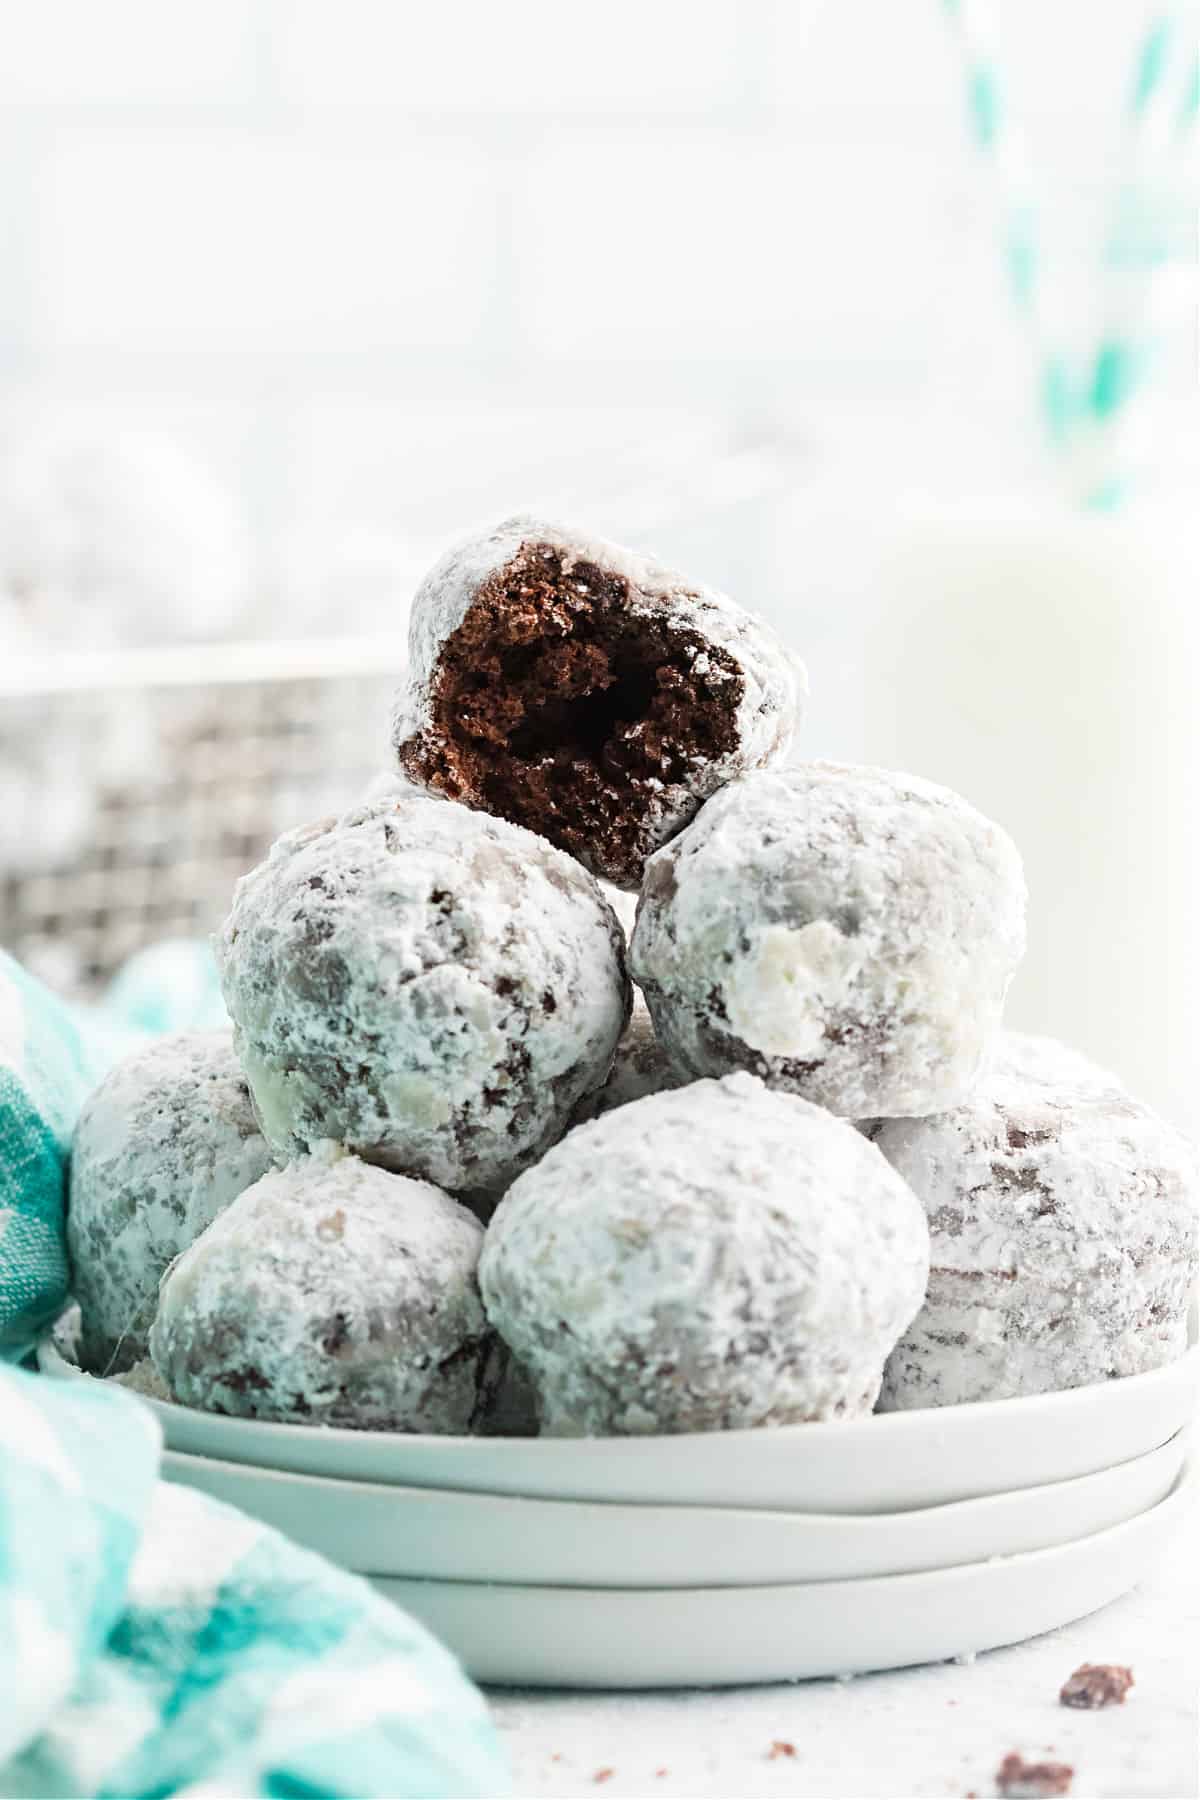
xmin=489 ymin=1535 xmax=1197 ymax=1800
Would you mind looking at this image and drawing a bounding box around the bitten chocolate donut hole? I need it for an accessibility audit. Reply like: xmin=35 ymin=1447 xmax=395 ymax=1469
xmin=400 ymin=540 xmax=745 ymax=889
xmin=393 ymin=518 xmax=800 ymax=888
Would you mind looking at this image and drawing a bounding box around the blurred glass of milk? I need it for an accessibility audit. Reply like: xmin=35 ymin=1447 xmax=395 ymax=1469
xmin=766 ymin=13 xmax=1200 ymax=1132
xmin=856 ymin=500 xmax=1199 ymax=1135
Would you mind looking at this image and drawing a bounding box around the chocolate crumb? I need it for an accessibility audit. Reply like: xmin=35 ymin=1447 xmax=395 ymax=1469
xmin=768 ymin=1740 xmax=796 ymax=1760
xmin=996 ymin=1751 xmax=1074 ymax=1797
xmin=1059 ymin=1663 xmax=1134 ymax=1709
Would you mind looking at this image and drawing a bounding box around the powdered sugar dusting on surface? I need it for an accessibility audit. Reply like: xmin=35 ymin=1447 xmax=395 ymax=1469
xmin=876 ymin=1031 xmax=1200 ymax=1409
xmin=599 ymin=881 xmax=638 ymax=943
xmin=631 ymin=762 xmax=1027 ymax=1120
xmin=481 ymin=1071 xmax=930 ymax=1437
xmin=217 ymin=791 xmax=630 ymax=1193
xmin=67 ymin=1031 xmax=273 ymax=1373
xmin=150 ymin=1147 xmax=499 ymax=1431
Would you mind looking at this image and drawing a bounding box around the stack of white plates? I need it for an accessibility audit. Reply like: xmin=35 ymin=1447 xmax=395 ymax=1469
xmin=40 ymin=1338 xmax=1198 ymax=1687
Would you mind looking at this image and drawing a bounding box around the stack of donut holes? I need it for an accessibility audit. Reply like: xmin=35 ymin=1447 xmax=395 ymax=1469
xmin=67 ymin=516 xmax=1198 ymax=1438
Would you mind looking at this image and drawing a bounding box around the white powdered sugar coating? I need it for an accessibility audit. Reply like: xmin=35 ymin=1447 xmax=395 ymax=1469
xmin=390 ymin=515 xmax=803 ymax=886
xmin=631 ymin=762 xmax=1027 ymax=1120
xmin=150 ymin=1148 xmax=499 ymax=1430
xmin=217 ymin=792 xmax=630 ymax=1193
xmin=570 ymin=996 xmax=686 ymax=1124
xmin=599 ymin=881 xmax=639 ymax=943
xmin=480 ymin=1072 xmax=930 ymax=1437
xmin=875 ymin=1031 xmax=1200 ymax=1409
xmin=67 ymin=1032 xmax=273 ymax=1374
xmin=981 ymin=1028 xmax=1120 ymax=1093
xmin=359 ymin=765 xmax=420 ymax=805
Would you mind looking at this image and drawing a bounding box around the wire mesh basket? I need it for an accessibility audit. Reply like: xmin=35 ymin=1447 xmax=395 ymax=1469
xmin=0 ymin=637 xmax=403 ymax=998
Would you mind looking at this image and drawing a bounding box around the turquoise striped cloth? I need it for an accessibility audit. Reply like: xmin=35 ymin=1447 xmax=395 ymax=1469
xmin=0 ymin=947 xmax=510 ymax=1799
xmin=0 ymin=940 xmax=230 ymax=1357
xmin=0 ymin=953 xmax=114 ymax=1357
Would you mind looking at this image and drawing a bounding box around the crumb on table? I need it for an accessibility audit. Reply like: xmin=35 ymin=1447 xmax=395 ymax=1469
xmin=996 ymin=1751 xmax=1075 ymax=1797
xmin=1059 ymin=1663 xmax=1134 ymax=1709
xmin=768 ymin=1740 xmax=797 ymax=1760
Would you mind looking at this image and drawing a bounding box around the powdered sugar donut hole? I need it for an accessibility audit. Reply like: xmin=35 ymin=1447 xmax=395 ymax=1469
xmin=480 ymin=1072 xmax=930 ymax=1436
xmin=876 ymin=1033 xmax=1200 ymax=1409
xmin=149 ymin=1148 xmax=500 ymax=1430
xmin=0 ymin=418 xmax=248 ymax=650
xmin=217 ymin=792 xmax=630 ymax=1193
xmin=67 ymin=1031 xmax=273 ymax=1374
xmin=631 ymin=762 xmax=1027 ymax=1120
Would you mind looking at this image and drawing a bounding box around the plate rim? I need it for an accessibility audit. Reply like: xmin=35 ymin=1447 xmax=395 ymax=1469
xmin=364 ymin=1457 xmax=1196 ymax=1599
xmin=38 ymin=1328 xmax=1200 ymax=1460
xmin=158 ymin=1423 xmax=1190 ymax=1529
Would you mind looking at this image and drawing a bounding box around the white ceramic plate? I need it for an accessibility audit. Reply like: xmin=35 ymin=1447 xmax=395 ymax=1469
xmin=160 ymin=1428 xmax=1189 ymax=1588
xmin=40 ymin=1329 xmax=1200 ymax=1513
xmin=370 ymin=1463 xmax=1194 ymax=1688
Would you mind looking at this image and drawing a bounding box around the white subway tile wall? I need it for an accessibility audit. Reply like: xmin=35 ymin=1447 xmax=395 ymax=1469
xmin=515 ymin=130 xmax=951 ymax=360
xmin=38 ymin=133 xmax=501 ymax=353
xmin=0 ymin=1 xmax=255 ymax=106
xmin=0 ymin=0 xmax=1186 ymax=628
xmin=275 ymin=0 xmax=746 ymax=112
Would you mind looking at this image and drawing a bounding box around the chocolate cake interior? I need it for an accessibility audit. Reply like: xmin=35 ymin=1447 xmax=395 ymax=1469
xmin=402 ymin=542 xmax=743 ymax=885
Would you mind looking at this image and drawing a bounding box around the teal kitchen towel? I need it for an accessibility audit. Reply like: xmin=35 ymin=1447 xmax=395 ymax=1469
xmin=0 ymin=947 xmax=510 ymax=1798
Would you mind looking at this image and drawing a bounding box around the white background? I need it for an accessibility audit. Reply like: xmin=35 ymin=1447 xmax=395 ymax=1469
xmin=1 ymin=0 xmax=1194 ymax=628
